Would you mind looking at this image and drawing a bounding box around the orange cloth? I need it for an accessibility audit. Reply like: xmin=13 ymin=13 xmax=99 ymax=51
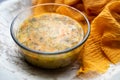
xmin=101 ymin=1 xmax=120 ymax=63
xmin=78 ymin=0 xmax=120 ymax=74
xmin=32 ymin=0 xmax=120 ymax=74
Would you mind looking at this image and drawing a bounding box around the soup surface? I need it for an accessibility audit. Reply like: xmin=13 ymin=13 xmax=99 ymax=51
xmin=17 ymin=13 xmax=84 ymax=52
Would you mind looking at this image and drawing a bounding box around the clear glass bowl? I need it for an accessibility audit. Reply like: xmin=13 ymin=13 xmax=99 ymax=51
xmin=10 ymin=3 xmax=90 ymax=69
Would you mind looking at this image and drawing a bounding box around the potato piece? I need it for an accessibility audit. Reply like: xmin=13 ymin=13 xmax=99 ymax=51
xmin=32 ymin=0 xmax=55 ymax=16
xmin=33 ymin=6 xmax=47 ymax=16
xmin=73 ymin=3 xmax=84 ymax=11
xmin=33 ymin=0 xmax=55 ymax=4
xmin=56 ymin=6 xmax=84 ymax=21
xmin=64 ymin=0 xmax=79 ymax=5
xmin=55 ymin=0 xmax=64 ymax=4
xmin=32 ymin=0 xmax=37 ymax=5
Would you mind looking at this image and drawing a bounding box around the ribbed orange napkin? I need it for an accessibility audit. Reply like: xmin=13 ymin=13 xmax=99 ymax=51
xmin=78 ymin=0 xmax=120 ymax=74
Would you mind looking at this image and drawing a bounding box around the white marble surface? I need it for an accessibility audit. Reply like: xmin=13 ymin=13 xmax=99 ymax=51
xmin=0 ymin=0 xmax=120 ymax=80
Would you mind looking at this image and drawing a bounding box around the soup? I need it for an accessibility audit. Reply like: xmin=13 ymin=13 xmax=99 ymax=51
xmin=17 ymin=13 xmax=84 ymax=52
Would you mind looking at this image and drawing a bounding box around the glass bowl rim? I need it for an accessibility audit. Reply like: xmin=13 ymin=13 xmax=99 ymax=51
xmin=10 ymin=3 xmax=90 ymax=55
